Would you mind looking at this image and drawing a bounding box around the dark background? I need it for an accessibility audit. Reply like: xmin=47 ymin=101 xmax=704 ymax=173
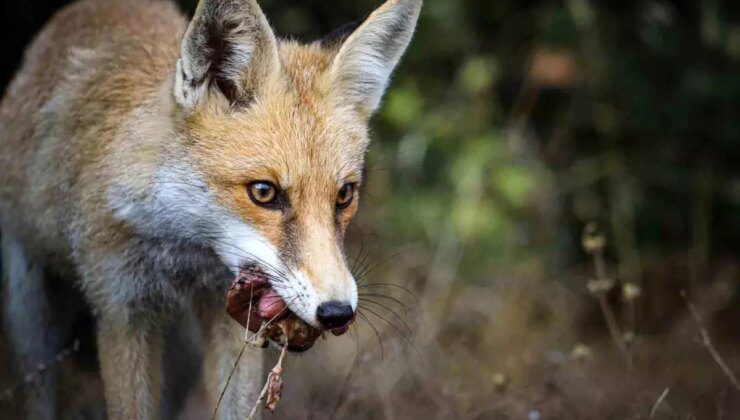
xmin=1 ymin=0 xmax=739 ymax=418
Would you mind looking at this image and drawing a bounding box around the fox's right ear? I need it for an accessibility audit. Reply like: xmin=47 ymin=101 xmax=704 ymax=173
xmin=175 ymin=0 xmax=279 ymax=109
xmin=329 ymin=0 xmax=422 ymax=115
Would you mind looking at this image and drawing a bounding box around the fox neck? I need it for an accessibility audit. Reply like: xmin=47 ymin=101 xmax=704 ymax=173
xmin=102 ymin=84 xmax=201 ymax=240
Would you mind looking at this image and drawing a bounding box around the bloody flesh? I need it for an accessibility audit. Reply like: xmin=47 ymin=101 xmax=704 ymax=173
xmin=226 ymin=268 xmax=322 ymax=352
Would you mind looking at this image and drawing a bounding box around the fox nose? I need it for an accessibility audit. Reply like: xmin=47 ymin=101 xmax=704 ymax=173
xmin=316 ymin=301 xmax=354 ymax=330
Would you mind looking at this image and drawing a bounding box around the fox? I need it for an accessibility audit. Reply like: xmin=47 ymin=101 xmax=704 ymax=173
xmin=0 ymin=0 xmax=422 ymax=418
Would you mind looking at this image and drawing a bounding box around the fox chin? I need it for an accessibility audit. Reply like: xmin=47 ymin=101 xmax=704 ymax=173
xmin=0 ymin=0 xmax=422 ymax=418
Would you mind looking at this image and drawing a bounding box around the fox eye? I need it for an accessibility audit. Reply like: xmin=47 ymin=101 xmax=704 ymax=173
xmin=336 ymin=183 xmax=356 ymax=209
xmin=248 ymin=181 xmax=278 ymax=206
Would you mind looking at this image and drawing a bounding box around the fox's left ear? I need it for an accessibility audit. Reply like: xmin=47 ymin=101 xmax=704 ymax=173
xmin=330 ymin=0 xmax=422 ymax=115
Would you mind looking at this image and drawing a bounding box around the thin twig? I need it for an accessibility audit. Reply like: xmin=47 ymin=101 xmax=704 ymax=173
xmin=594 ymin=249 xmax=633 ymax=369
xmin=583 ymin=223 xmax=633 ymax=368
xmin=212 ymin=291 xmax=298 ymax=419
xmin=623 ymin=296 xmax=636 ymax=349
xmin=649 ymin=387 xmax=670 ymax=418
xmin=212 ymin=285 xmax=256 ymax=420
xmin=246 ymin=343 xmax=289 ymax=420
xmin=681 ymin=291 xmax=740 ymax=393
xmin=246 ymin=375 xmax=271 ymax=420
xmin=595 ymin=292 xmax=631 ymax=367
xmin=210 ymin=341 xmax=248 ymax=420
xmin=0 ymin=339 xmax=80 ymax=403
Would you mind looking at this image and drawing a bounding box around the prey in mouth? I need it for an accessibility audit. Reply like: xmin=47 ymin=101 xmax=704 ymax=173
xmin=226 ymin=266 xmax=353 ymax=353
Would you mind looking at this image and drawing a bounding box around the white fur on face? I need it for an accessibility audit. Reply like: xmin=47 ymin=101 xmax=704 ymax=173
xmin=276 ymin=270 xmax=321 ymax=327
xmin=142 ymin=160 xmax=354 ymax=327
xmin=211 ymin=218 xmax=280 ymax=276
xmin=147 ymin=161 xmax=279 ymax=276
xmin=272 ymin=269 xmax=358 ymax=328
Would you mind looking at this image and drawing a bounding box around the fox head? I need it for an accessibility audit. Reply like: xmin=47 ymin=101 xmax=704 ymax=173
xmin=154 ymin=0 xmax=421 ymax=328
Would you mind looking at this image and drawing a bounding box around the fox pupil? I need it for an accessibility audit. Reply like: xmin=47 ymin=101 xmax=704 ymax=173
xmin=249 ymin=181 xmax=278 ymax=205
xmin=336 ymin=184 xmax=355 ymax=209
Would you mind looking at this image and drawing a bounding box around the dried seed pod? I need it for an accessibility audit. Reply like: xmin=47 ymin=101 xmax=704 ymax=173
xmin=492 ymin=373 xmax=508 ymax=391
xmin=581 ymin=222 xmax=606 ymax=255
xmin=266 ymin=366 xmax=284 ymax=413
xmin=570 ymin=343 xmax=593 ymax=361
xmin=622 ymin=282 xmax=641 ymax=301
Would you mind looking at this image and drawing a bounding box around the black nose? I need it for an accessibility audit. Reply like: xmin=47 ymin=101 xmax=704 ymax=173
xmin=316 ymin=301 xmax=354 ymax=329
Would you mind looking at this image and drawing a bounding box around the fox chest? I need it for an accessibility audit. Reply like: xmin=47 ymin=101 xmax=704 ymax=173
xmin=84 ymin=237 xmax=233 ymax=316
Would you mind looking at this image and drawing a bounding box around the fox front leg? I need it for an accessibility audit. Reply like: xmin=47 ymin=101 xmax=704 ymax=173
xmin=96 ymin=316 xmax=164 ymax=419
xmin=2 ymin=233 xmax=61 ymax=419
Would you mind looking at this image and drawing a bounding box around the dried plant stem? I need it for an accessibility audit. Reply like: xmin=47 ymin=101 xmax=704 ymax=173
xmin=212 ymin=293 xmax=297 ymax=419
xmin=649 ymin=387 xmax=670 ymax=418
xmin=593 ymin=250 xmax=633 ymax=369
xmin=419 ymin=227 xmax=462 ymax=345
xmin=212 ymin=287 xmax=257 ymax=420
xmin=681 ymin=291 xmax=740 ymax=393
xmin=622 ymin=296 xmax=637 ymax=358
xmin=246 ymin=374 xmax=271 ymax=420
xmin=595 ymin=293 xmax=632 ymax=368
xmin=0 ymin=339 xmax=80 ymax=402
xmin=624 ymin=299 xmax=635 ymax=337
xmin=247 ymin=344 xmax=289 ymax=420
xmin=592 ymin=248 xmax=608 ymax=281
xmin=210 ymin=341 xmax=249 ymax=420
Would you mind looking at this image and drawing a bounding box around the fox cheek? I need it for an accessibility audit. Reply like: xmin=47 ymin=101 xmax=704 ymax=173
xmin=336 ymin=205 xmax=359 ymax=235
xmin=212 ymin=218 xmax=282 ymax=277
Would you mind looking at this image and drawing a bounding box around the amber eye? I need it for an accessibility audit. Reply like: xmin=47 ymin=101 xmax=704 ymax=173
xmin=248 ymin=181 xmax=278 ymax=206
xmin=336 ymin=183 xmax=356 ymax=209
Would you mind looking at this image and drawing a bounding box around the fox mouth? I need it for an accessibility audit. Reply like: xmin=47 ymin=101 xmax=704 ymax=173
xmin=226 ymin=266 xmax=323 ymax=352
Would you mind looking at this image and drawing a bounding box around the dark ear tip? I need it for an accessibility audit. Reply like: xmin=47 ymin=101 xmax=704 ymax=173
xmin=320 ymin=16 xmax=368 ymax=49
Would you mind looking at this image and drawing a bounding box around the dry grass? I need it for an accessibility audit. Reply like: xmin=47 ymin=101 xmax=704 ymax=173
xmin=1 ymin=229 xmax=738 ymax=420
xmin=257 ymin=217 xmax=739 ymax=419
xmin=1 ymin=234 xmax=738 ymax=420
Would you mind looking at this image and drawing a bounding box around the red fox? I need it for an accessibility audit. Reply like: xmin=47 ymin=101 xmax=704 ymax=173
xmin=0 ymin=0 xmax=421 ymax=418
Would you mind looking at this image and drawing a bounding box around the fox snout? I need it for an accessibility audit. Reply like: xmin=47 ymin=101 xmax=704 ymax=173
xmin=317 ymin=301 xmax=355 ymax=331
xmin=215 ymin=206 xmax=358 ymax=333
xmin=228 ymin=252 xmax=357 ymax=337
xmin=293 ymin=225 xmax=358 ymax=328
xmin=272 ymin=241 xmax=358 ymax=330
xmin=297 ymin=263 xmax=358 ymax=330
